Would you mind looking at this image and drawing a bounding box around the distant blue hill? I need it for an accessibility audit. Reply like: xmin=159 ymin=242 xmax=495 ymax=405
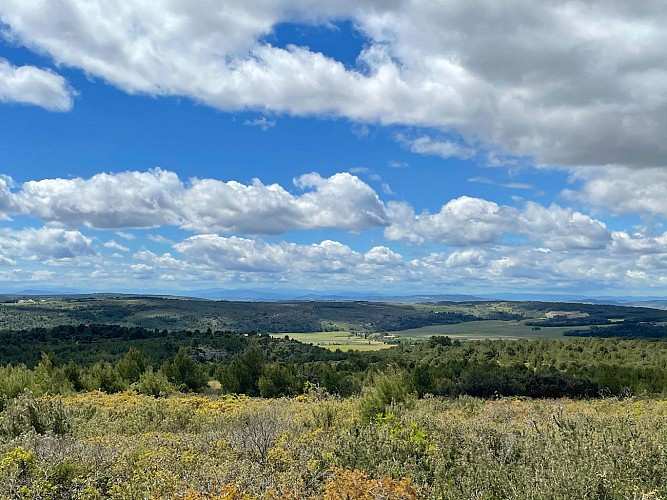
xmin=1 ymin=287 xmax=666 ymax=308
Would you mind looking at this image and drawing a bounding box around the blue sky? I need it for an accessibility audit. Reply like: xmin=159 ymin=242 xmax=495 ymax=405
xmin=1 ymin=1 xmax=666 ymax=297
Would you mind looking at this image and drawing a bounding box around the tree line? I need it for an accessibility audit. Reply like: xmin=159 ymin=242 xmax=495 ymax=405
xmin=2 ymin=324 xmax=667 ymax=401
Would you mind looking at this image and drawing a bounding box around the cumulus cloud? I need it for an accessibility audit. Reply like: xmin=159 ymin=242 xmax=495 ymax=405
xmin=444 ymin=250 xmax=486 ymax=269
xmin=519 ymin=202 xmax=610 ymax=250
xmin=385 ymin=196 xmax=610 ymax=250
xmin=162 ymin=234 xmax=667 ymax=292
xmin=7 ymin=169 xmax=386 ymax=234
xmin=2 ymin=227 xmax=666 ymax=292
xmin=0 ymin=226 xmax=95 ymax=261
xmin=3 ymin=1 xmax=667 ymax=168
xmin=2 ymin=168 xmax=619 ymax=259
xmin=385 ymin=196 xmax=517 ymax=246
xmin=0 ymin=176 xmax=17 ymax=219
xmin=181 ymin=171 xmax=386 ymax=233
xmin=17 ymin=169 xmax=184 ymax=228
xmin=147 ymin=234 xmax=173 ymax=244
xmin=173 ymin=235 xmax=404 ymax=278
xmin=0 ymin=59 xmax=74 ymax=111
xmin=565 ymin=167 xmax=667 ymax=217
xmin=115 ymin=231 xmax=135 ymax=240
xmin=611 ymin=231 xmax=667 ymax=255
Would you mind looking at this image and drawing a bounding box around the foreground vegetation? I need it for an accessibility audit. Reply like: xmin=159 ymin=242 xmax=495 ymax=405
xmin=1 ymin=390 xmax=666 ymax=499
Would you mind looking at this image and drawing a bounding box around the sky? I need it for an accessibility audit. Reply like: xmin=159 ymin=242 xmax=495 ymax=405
xmin=1 ymin=1 xmax=667 ymax=297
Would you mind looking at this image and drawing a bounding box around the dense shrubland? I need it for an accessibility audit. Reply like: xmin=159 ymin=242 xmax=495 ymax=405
xmin=1 ymin=390 xmax=666 ymax=498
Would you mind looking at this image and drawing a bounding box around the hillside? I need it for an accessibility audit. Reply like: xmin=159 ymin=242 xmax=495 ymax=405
xmin=2 ymin=295 xmax=667 ymax=336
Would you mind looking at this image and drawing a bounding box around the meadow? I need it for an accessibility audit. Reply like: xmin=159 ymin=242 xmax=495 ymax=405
xmin=270 ymin=332 xmax=390 ymax=351
xmin=274 ymin=322 xmax=603 ymax=350
xmin=391 ymin=321 xmax=594 ymax=341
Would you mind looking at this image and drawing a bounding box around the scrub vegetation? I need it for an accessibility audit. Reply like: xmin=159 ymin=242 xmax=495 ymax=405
xmin=1 ymin=390 xmax=666 ymax=498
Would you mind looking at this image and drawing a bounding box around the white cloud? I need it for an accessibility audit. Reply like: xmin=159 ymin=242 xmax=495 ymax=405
xmin=611 ymin=231 xmax=667 ymax=255
xmin=3 ymin=1 xmax=667 ymax=168
xmin=501 ymin=183 xmax=533 ymax=190
xmin=445 ymin=249 xmax=486 ymax=268
xmin=385 ymin=196 xmax=517 ymax=246
xmin=174 ymin=235 xmax=288 ymax=273
xmin=397 ymin=134 xmax=476 ymax=160
xmin=565 ymin=167 xmax=667 ymax=217
xmin=468 ymin=177 xmax=535 ymax=191
xmin=243 ymin=116 xmax=276 ymax=130
xmin=351 ymin=124 xmax=369 ymax=138
xmin=8 ymin=169 xmax=387 ymax=234
xmin=115 ymin=231 xmax=135 ymax=240
xmin=0 ymin=226 xmax=95 ymax=261
xmin=165 ymin=233 xmax=667 ymax=292
xmin=0 ymin=253 xmax=17 ymax=266
xmin=385 ymin=196 xmax=610 ymax=250
xmin=381 ymin=183 xmax=395 ymax=195
xmin=0 ymin=176 xmax=17 ymax=220
xmin=104 ymin=240 xmax=130 ymax=252
xmin=17 ymin=169 xmax=184 ymax=229
xmin=519 ymin=202 xmax=610 ymax=250
xmin=362 ymin=246 xmax=403 ymax=266
xmin=181 ymin=171 xmax=386 ymax=233
xmin=388 ymin=160 xmax=408 ymax=169
xmin=468 ymin=176 xmax=494 ymax=185
xmin=0 ymin=58 xmax=74 ymax=111
xmin=1 ymin=226 xmax=665 ymax=292
xmin=30 ymin=270 xmax=55 ymax=281
xmin=173 ymin=235 xmax=406 ymax=280
xmin=147 ymin=234 xmax=173 ymax=244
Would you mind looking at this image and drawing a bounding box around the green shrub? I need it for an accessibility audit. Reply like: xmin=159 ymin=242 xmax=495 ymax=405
xmin=358 ymin=368 xmax=416 ymax=422
xmin=162 ymin=347 xmax=208 ymax=392
xmin=133 ymin=368 xmax=175 ymax=397
xmin=0 ymin=391 xmax=71 ymax=437
xmin=258 ymin=363 xmax=301 ymax=398
xmin=83 ymin=362 xmax=128 ymax=393
xmin=0 ymin=364 xmax=38 ymax=399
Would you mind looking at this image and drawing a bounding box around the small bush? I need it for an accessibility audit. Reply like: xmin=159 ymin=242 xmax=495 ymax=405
xmin=133 ymin=368 xmax=175 ymax=397
xmin=358 ymin=368 xmax=416 ymax=422
xmin=0 ymin=390 xmax=71 ymax=437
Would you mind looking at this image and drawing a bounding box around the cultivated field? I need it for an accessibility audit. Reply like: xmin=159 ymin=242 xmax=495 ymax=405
xmin=270 ymin=332 xmax=391 ymax=351
xmin=391 ymin=320 xmax=596 ymax=341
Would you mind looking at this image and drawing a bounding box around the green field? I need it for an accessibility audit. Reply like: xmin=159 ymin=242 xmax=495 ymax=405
xmin=270 ymin=331 xmax=391 ymax=350
xmin=391 ymin=320 xmax=597 ymax=340
xmin=276 ymin=321 xmax=612 ymax=349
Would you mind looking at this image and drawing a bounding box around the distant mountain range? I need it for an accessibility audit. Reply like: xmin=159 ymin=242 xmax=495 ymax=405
xmin=3 ymin=287 xmax=667 ymax=309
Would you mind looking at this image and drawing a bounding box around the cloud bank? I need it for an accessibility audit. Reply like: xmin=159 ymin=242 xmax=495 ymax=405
xmin=7 ymin=169 xmax=387 ymax=233
xmin=3 ymin=1 xmax=667 ymax=168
